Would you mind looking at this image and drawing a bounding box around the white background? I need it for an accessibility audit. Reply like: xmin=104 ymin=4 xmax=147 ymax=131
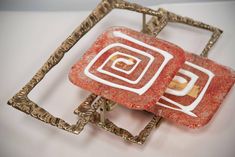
xmin=0 ymin=1 xmax=235 ymax=157
xmin=0 ymin=0 xmax=232 ymax=11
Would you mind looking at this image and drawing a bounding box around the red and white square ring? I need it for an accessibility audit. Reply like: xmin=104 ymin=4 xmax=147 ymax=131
xmin=69 ymin=27 xmax=185 ymax=110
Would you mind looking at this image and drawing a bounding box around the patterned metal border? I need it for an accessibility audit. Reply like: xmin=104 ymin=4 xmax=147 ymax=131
xmin=8 ymin=0 xmax=222 ymax=144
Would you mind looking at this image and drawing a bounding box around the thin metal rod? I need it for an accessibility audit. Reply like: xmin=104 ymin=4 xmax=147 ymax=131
xmin=142 ymin=13 xmax=146 ymax=33
xmin=100 ymin=100 xmax=106 ymax=125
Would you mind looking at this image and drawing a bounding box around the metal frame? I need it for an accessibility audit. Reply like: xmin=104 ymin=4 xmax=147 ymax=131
xmin=8 ymin=0 xmax=222 ymax=144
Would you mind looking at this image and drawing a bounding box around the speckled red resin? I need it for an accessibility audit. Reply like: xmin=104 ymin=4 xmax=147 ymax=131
xmin=69 ymin=27 xmax=185 ymax=110
xmin=147 ymin=52 xmax=235 ymax=128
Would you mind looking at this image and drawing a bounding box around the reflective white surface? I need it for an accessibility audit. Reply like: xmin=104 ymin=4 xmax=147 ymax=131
xmin=0 ymin=1 xmax=235 ymax=157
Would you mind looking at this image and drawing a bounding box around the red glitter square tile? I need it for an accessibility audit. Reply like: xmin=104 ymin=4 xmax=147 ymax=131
xmin=147 ymin=52 xmax=235 ymax=128
xmin=69 ymin=27 xmax=185 ymax=110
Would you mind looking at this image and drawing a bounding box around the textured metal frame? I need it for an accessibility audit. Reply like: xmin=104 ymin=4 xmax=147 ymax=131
xmin=8 ymin=0 xmax=222 ymax=145
xmin=144 ymin=8 xmax=223 ymax=57
xmin=74 ymin=95 xmax=162 ymax=144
